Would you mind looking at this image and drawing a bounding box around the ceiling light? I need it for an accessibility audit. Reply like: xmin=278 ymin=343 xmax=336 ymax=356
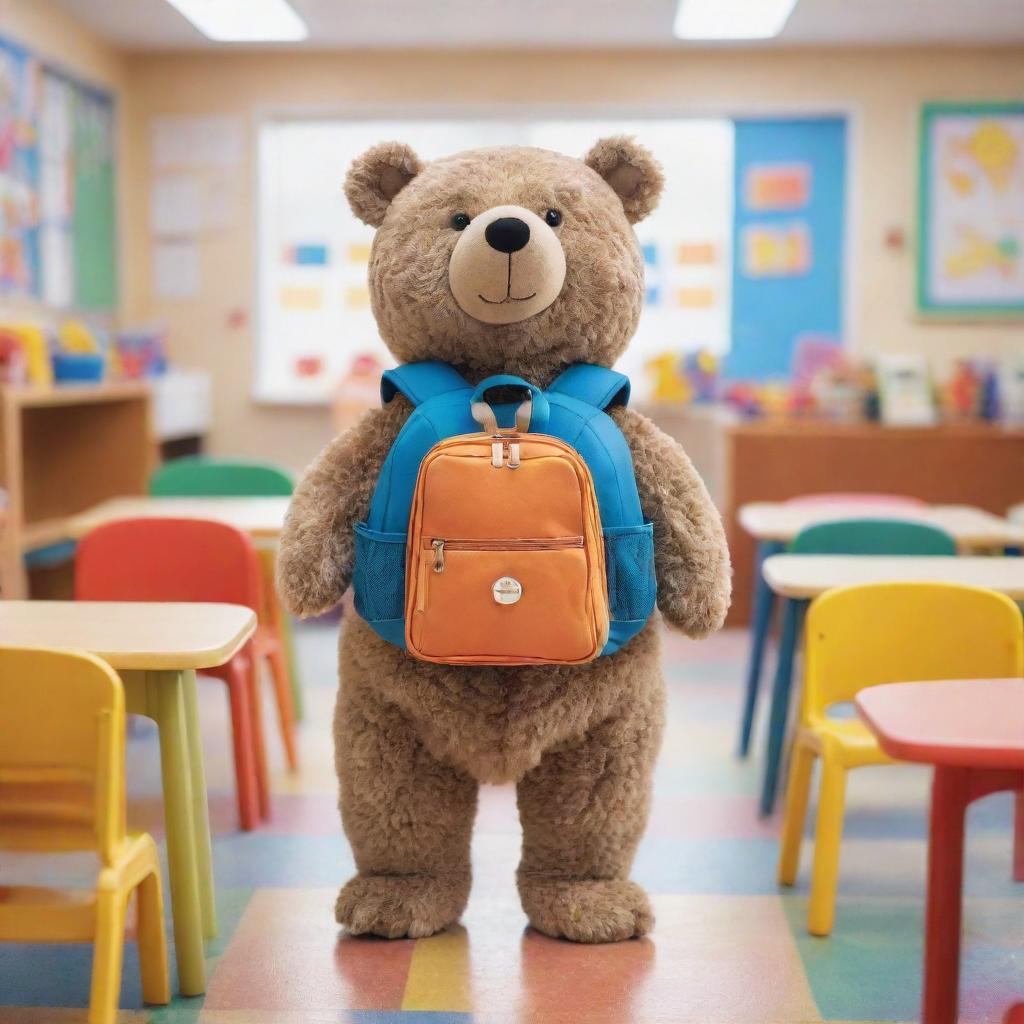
xmin=163 ymin=0 xmax=308 ymax=42
xmin=673 ymin=0 xmax=799 ymax=40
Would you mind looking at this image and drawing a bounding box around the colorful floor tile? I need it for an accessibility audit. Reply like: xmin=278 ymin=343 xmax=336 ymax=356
xmin=2 ymin=623 xmax=1023 ymax=1022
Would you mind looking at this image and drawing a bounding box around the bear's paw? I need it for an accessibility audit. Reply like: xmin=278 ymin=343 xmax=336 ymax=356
xmin=519 ymin=878 xmax=653 ymax=943
xmin=335 ymin=873 xmax=469 ymax=939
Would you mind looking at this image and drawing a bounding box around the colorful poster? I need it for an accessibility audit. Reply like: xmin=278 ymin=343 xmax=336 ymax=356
xmin=0 ymin=37 xmax=40 ymax=298
xmin=1 ymin=39 xmax=116 ymax=310
xmin=918 ymin=103 xmax=1024 ymax=315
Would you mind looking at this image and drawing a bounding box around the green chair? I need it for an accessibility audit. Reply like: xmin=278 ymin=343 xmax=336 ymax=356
xmin=759 ymin=518 xmax=957 ymax=815
xmin=149 ymin=457 xmax=303 ymax=720
xmin=149 ymin=457 xmax=294 ymax=498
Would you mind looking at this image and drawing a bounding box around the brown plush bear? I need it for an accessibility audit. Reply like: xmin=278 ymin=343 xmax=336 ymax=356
xmin=277 ymin=137 xmax=731 ymax=944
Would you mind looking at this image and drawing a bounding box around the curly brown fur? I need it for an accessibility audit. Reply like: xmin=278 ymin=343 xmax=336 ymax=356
xmin=611 ymin=406 xmax=732 ymax=637
xmin=277 ymin=398 xmax=410 ymax=617
xmin=279 ymin=138 xmax=729 ymax=943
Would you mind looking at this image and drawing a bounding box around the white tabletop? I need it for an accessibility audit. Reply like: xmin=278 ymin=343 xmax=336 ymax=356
xmin=1009 ymin=504 xmax=1024 ymax=526
xmin=762 ymin=555 xmax=1024 ymax=600
xmin=739 ymin=502 xmax=1024 ymax=548
xmin=68 ymin=496 xmax=290 ymax=540
xmin=0 ymin=601 xmax=256 ymax=670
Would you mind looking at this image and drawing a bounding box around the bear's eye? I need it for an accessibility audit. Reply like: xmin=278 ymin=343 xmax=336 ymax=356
xmin=450 ymin=212 xmax=471 ymax=231
xmin=545 ymin=209 xmax=562 ymax=227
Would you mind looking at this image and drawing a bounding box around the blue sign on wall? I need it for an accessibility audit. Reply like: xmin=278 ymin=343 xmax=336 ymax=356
xmin=726 ymin=117 xmax=847 ymax=380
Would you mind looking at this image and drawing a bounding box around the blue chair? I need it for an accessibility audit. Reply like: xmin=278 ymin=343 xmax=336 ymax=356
xmin=755 ymin=519 xmax=957 ymax=815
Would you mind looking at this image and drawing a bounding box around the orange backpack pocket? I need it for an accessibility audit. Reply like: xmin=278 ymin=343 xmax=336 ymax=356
xmin=404 ymin=431 xmax=608 ymax=665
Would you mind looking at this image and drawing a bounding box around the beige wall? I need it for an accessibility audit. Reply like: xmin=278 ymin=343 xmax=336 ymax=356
xmin=1 ymin=0 xmax=135 ymax=324
xmin=5 ymin=11 xmax=1024 ymax=470
xmin=120 ymin=47 xmax=1024 ymax=471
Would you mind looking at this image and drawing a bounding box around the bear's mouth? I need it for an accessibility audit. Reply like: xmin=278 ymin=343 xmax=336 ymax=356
xmin=478 ymin=291 xmax=538 ymax=305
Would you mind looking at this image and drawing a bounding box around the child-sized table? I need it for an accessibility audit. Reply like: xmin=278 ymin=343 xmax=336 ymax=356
xmin=69 ymin=495 xmax=303 ymax=720
xmin=857 ymin=678 xmax=1024 ymax=1024
xmin=735 ymin=502 xmax=1024 ymax=761
xmin=757 ymin=554 xmax=1024 ymax=815
xmin=0 ymin=600 xmax=255 ymax=996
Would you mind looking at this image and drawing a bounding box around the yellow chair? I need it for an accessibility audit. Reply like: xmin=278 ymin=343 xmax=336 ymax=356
xmin=777 ymin=582 xmax=1024 ymax=936
xmin=0 ymin=647 xmax=170 ymax=1023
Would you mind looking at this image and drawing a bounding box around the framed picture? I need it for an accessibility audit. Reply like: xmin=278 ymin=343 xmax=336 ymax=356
xmin=917 ymin=101 xmax=1024 ymax=318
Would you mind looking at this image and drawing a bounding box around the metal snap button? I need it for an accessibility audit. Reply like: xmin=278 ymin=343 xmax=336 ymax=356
xmin=492 ymin=576 xmax=523 ymax=605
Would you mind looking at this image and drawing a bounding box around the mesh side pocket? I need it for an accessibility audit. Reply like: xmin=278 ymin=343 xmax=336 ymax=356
xmin=604 ymin=522 xmax=656 ymax=622
xmin=353 ymin=523 xmax=407 ymax=623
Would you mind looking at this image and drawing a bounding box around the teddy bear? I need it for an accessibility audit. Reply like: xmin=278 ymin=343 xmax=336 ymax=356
xmin=277 ymin=136 xmax=731 ymax=944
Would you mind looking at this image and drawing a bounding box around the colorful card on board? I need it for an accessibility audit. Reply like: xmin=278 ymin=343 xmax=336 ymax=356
xmin=279 ymin=285 xmax=323 ymax=310
xmin=347 ymin=242 xmax=373 ymax=264
xmin=283 ymin=244 xmax=330 ymax=267
xmin=742 ymin=223 xmax=812 ymax=277
xmin=677 ymin=242 xmax=716 ymax=265
xmin=676 ymin=286 xmax=716 ymax=309
xmin=744 ymin=163 xmax=811 ymax=211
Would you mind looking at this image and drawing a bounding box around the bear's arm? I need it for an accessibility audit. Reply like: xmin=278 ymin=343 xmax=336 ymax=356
xmin=277 ymin=397 xmax=411 ymax=617
xmin=609 ymin=405 xmax=731 ymax=638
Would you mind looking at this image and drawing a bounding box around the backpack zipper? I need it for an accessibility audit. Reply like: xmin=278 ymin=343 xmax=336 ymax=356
xmin=430 ymin=536 xmax=584 ymax=574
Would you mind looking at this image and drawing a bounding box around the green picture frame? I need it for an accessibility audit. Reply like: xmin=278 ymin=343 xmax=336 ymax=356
xmin=916 ymin=101 xmax=1024 ymax=318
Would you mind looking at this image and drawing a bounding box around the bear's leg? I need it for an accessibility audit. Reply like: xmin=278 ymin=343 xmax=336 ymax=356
xmin=516 ymin=701 xmax=663 ymax=943
xmin=334 ymin=684 xmax=478 ymax=939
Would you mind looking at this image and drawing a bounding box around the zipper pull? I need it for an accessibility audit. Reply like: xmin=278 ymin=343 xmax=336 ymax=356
xmin=431 ymin=539 xmax=446 ymax=573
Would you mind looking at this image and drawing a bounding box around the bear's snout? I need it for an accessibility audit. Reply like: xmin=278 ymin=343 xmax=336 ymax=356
xmin=485 ymin=217 xmax=530 ymax=254
xmin=448 ymin=204 xmax=566 ymax=326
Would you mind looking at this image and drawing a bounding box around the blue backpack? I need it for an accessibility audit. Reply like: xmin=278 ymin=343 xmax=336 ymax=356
xmin=352 ymin=360 xmax=656 ymax=658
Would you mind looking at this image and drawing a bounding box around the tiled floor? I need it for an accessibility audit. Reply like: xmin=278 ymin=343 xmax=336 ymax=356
xmin=2 ymin=623 xmax=1023 ymax=1022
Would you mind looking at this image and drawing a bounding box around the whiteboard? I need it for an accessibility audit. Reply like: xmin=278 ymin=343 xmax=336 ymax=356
xmin=256 ymin=117 xmax=734 ymax=403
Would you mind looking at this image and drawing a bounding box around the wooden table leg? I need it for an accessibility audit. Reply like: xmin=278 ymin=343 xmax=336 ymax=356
xmin=152 ymin=670 xmax=206 ymax=997
xmin=738 ymin=539 xmax=782 ymax=757
xmin=759 ymin=597 xmax=807 ymax=817
xmin=181 ymin=668 xmax=218 ymax=939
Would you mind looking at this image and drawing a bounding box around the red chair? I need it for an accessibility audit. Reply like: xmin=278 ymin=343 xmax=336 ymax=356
xmin=75 ymin=518 xmax=297 ymax=829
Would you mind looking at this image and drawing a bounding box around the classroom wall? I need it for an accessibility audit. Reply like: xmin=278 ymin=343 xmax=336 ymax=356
xmin=118 ymin=46 xmax=1024 ymax=471
xmin=1 ymin=0 xmax=137 ymax=323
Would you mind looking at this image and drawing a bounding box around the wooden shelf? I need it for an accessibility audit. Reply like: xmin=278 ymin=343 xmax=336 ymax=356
xmin=0 ymin=382 xmax=156 ymax=597
xmin=0 ymin=381 xmax=151 ymax=409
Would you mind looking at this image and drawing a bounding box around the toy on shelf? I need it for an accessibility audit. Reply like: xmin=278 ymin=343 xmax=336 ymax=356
xmin=113 ymin=326 xmax=168 ymax=379
xmin=645 ymin=353 xmax=692 ymax=403
xmin=645 ymin=349 xmax=721 ymax=405
xmin=53 ymin=320 xmax=106 ymax=383
xmin=0 ymin=325 xmax=53 ymax=385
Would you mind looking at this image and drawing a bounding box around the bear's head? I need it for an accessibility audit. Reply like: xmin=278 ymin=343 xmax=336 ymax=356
xmin=345 ymin=137 xmax=663 ymax=387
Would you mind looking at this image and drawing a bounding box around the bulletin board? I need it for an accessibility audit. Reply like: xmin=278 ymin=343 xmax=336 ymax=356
xmin=917 ymin=101 xmax=1024 ymax=317
xmin=0 ymin=31 xmax=117 ymax=310
xmin=726 ymin=117 xmax=848 ymax=380
xmin=256 ymin=117 xmax=734 ymax=404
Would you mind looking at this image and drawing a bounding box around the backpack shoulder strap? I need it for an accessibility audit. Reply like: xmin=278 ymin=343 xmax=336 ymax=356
xmin=380 ymin=361 xmax=470 ymax=408
xmin=547 ymin=363 xmax=631 ymax=411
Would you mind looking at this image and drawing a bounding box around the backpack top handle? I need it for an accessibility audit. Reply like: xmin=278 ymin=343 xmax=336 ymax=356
xmin=470 ymin=375 xmax=551 ymax=434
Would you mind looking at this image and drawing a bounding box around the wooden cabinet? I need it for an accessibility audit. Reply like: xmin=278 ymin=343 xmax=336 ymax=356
xmin=0 ymin=383 xmax=155 ymax=598
xmin=725 ymin=420 xmax=1024 ymax=625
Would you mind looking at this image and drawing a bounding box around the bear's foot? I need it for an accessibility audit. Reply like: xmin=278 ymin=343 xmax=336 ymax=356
xmin=335 ymin=873 xmax=469 ymax=939
xmin=519 ymin=878 xmax=653 ymax=943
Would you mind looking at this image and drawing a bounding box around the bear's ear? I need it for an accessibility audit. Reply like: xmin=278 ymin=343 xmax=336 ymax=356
xmin=344 ymin=141 xmax=423 ymax=227
xmin=584 ymin=136 xmax=664 ymax=224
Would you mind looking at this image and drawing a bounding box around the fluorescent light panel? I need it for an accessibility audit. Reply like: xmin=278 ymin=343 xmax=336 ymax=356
xmin=164 ymin=0 xmax=308 ymax=42
xmin=673 ymin=0 xmax=799 ymax=39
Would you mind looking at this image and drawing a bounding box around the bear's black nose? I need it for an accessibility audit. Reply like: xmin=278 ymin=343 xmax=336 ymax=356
xmin=485 ymin=217 xmax=530 ymax=254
